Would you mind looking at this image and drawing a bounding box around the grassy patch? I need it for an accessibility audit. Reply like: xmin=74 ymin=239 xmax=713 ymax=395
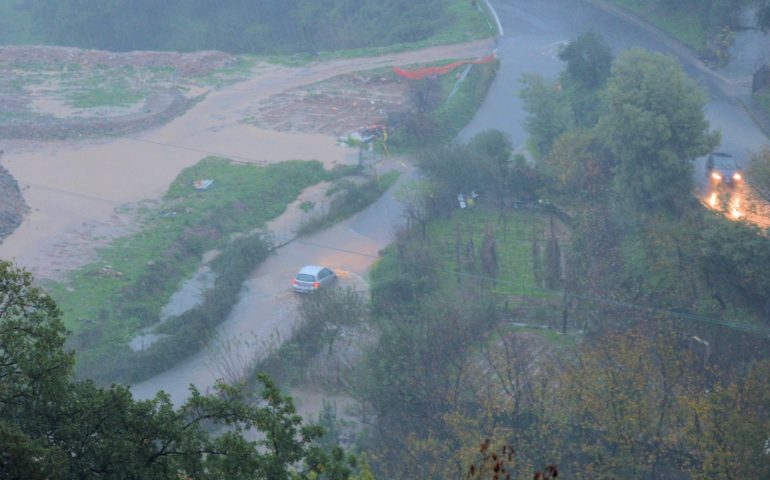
xmin=493 ymin=321 xmax=581 ymax=349
xmin=432 ymin=59 xmax=499 ymax=140
xmin=388 ymin=59 xmax=498 ymax=150
xmin=46 ymin=157 xmax=329 ymax=382
xmin=298 ymin=171 xmax=400 ymax=236
xmin=116 ymin=233 xmax=272 ymax=384
xmin=67 ymin=83 xmax=146 ymax=108
xmin=603 ymin=0 xmax=709 ymax=54
xmin=424 ymin=206 xmax=553 ymax=299
xmin=259 ymin=0 xmax=495 ymax=66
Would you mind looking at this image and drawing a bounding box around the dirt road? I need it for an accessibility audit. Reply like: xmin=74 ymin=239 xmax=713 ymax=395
xmin=0 ymin=39 xmax=495 ymax=279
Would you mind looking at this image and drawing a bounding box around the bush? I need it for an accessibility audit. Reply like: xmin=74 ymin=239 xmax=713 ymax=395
xmin=298 ymin=172 xmax=400 ymax=236
xmin=91 ymin=234 xmax=272 ymax=384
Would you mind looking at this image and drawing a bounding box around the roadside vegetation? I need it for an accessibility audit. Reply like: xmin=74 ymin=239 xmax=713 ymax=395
xmin=297 ymin=171 xmax=400 ymax=236
xmin=0 ymin=0 xmax=493 ymax=55
xmin=245 ymin=31 xmax=770 ymax=479
xmin=389 ymin=59 xmax=499 ymax=148
xmin=603 ymin=0 xmax=770 ymax=59
xmin=3 ymin=8 xmax=770 ymax=477
xmin=1 ymin=260 xmax=362 ymax=479
xmin=45 ymin=158 xmax=333 ymax=383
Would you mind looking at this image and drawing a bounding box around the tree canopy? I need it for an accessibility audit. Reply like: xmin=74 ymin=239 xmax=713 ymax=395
xmin=11 ymin=0 xmax=460 ymax=54
xmin=599 ymin=49 xmax=719 ymax=213
xmin=0 ymin=260 xmax=355 ymax=479
xmin=558 ymin=29 xmax=613 ymax=91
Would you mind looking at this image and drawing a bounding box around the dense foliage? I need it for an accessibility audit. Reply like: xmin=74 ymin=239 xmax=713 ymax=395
xmin=341 ymin=32 xmax=770 ymax=479
xmin=2 ymin=0 xmax=483 ymax=54
xmin=0 ymin=260 xmax=357 ymax=479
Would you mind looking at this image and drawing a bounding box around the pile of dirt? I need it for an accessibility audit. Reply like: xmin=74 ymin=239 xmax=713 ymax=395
xmin=0 ymin=161 xmax=27 ymax=242
xmin=0 ymin=45 xmax=239 ymax=141
xmin=0 ymin=90 xmax=193 ymax=140
xmin=0 ymin=46 xmax=238 ymax=77
xmin=246 ymin=72 xmax=410 ymax=136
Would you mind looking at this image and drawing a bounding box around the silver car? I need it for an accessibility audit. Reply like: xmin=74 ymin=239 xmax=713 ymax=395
xmin=292 ymin=265 xmax=337 ymax=293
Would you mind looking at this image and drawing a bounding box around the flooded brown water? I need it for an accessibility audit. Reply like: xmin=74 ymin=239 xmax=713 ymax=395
xmin=0 ymin=39 xmax=493 ymax=279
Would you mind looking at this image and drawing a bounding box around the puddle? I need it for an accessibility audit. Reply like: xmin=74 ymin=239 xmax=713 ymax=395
xmin=129 ymin=332 xmax=170 ymax=352
xmin=128 ymin=263 xmax=216 ymax=352
xmin=160 ymin=265 xmax=216 ymax=320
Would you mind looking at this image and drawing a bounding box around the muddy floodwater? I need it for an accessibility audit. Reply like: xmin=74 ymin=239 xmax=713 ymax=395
xmin=0 ymin=39 xmax=493 ymax=280
xmin=0 ymin=128 xmax=354 ymax=279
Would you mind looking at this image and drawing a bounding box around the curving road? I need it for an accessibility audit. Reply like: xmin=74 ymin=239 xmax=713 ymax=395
xmin=132 ymin=0 xmax=769 ymax=404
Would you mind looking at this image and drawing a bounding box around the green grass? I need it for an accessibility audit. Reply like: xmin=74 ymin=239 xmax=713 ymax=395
xmin=67 ymin=84 xmax=147 ymax=108
xmin=45 ymin=158 xmax=329 ymax=375
xmin=259 ymin=0 xmax=495 ymax=66
xmin=297 ymin=171 xmax=400 ymax=235
xmin=493 ymin=321 xmax=581 ymax=349
xmin=603 ymin=0 xmax=709 ymax=54
xmin=424 ymin=206 xmax=553 ymax=298
xmin=386 ymin=59 xmax=498 ymax=151
xmin=434 ymin=59 xmax=498 ymax=138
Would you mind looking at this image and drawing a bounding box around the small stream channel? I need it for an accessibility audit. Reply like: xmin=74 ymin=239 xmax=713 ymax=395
xmin=129 ymin=264 xmax=216 ymax=352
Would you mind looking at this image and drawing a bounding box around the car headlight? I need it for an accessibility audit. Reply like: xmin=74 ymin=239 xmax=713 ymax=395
xmin=711 ymin=172 xmax=722 ymax=181
xmin=733 ymin=173 xmax=742 ymax=181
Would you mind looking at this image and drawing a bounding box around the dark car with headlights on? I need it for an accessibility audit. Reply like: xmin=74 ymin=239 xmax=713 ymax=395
xmin=706 ymin=152 xmax=743 ymax=186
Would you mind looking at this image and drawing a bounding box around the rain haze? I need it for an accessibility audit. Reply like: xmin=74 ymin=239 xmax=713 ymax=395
xmin=1 ymin=1 xmax=770 ymax=478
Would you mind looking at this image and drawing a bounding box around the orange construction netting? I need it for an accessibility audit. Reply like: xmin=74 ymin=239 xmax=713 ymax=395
xmin=392 ymin=53 xmax=496 ymax=80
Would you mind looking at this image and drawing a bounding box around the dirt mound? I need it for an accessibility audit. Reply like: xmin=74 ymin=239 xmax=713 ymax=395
xmin=245 ymin=72 xmax=409 ymax=136
xmin=0 ymin=90 xmax=193 ymax=140
xmin=0 ymin=161 xmax=27 ymax=242
xmin=0 ymin=45 xmax=238 ymax=77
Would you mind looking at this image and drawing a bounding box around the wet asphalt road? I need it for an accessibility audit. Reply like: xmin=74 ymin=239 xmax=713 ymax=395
xmin=466 ymin=1 xmax=767 ymax=156
xmin=133 ymin=0 xmax=769 ymax=403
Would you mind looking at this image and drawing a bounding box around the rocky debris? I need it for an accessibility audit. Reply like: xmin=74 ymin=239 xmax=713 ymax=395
xmin=245 ymin=72 xmax=409 ymax=136
xmin=95 ymin=264 xmax=124 ymax=278
xmin=0 ymin=162 xmax=28 ymax=242
xmin=0 ymin=45 xmax=240 ymax=140
xmin=0 ymin=46 xmax=238 ymax=77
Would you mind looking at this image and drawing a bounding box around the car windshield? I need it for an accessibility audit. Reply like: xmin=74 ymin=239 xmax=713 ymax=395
xmin=713 ymin=155 xmax=738 ymax=170
xmin=296 ymin=273 xmax=315 ymax=282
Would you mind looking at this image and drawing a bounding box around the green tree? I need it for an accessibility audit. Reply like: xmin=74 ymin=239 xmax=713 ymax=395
xmin=298 ymin=287 xmax=367 ymax=355
xmin=519 ymin=73 xmax=573 ymax=158
xmin=699 ymin=213 xmax=770 ymax=316
xmin=0 ymin=260 xmax=73 ymax=476
xmin=558 ymin=29 xmax=613 ymax=91
xmin=417 ymin=141 xmax=480 ymax=195
xmin=599 ymin=49 xmax=719 ymax=214
xmin=558 ymin=30 xmax=613 ymax=127
xmin=0 ymin=260 xmax=354 ymax=479
xmin=542 ymin=129 xmax=613 ymax=201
